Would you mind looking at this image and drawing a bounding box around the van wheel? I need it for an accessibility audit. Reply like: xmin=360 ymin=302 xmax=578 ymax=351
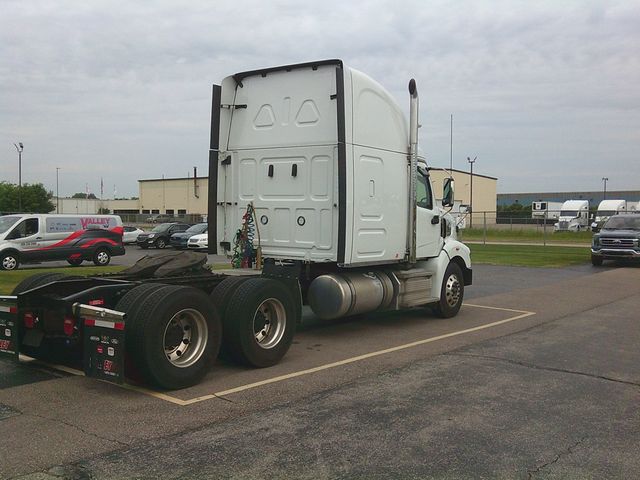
xmin=224 ymin=278 xmax=296 ymax=367
xmin=93 ymin=248 xmax=111 ymax=266
xmin=126 ymin=285 xmax=221 ymax=389
xmin=1 ymin=252 xmax=20 ymax=271
xmin=67 ymin=258 xmax=83 ymax=266
xmin=431 ymin=262 xmax=464 ymax=318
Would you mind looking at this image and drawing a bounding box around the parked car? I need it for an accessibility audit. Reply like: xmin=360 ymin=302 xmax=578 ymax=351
xmin=0 ymin=214 xmax=125 ymax=270
xmin=591 ymin=214 xmax=640 ymax=266
xmin=170 ymin=223 xmax=207 ymax=249
xmin=137 ymin=223 xmax=190 ymax=249
xmin=123 ymin=225 xmax=144 ymax=244
xmin=147 ymin=214 xmax=175 ymax=224
xmin=187 ymin=233 xmax=208 ymax=250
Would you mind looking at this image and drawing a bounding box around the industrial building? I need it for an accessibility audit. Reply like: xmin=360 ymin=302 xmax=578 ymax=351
xmin=53 ymin=168 xmax=498 ymax=224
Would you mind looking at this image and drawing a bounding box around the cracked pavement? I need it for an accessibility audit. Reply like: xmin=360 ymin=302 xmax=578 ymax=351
xmin=1 ymin=264 xmax=639 ymax=479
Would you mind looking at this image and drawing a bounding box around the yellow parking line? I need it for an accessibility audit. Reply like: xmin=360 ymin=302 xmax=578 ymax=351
xmin=26 ymin=304 xmax=536 ymax=406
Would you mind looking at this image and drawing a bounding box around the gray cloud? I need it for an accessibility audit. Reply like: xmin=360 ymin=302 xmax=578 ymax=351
xmin=1 ymin=0 xmax=638 ymax=197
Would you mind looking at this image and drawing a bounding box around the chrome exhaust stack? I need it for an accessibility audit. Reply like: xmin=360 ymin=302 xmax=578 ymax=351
xmin=408 ymin=79 xmax=419 ymax=264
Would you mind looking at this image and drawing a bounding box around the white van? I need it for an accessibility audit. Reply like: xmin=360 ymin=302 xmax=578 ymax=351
xmin=0 ymin=214 xmax=125 ymax=270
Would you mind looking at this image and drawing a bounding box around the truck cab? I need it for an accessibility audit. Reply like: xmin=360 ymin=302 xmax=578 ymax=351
xmin=591 ymin=199 xmax=627 ymax=232
xmin=554 ymin=200 xmax=590 ymax=232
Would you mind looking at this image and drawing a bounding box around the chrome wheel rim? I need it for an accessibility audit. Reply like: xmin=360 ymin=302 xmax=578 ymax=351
xmin=253 ymin=298 xmax=286 ymax=349
xmin=157 ymin=239 xmax=165 ymax=248
xmin=163 ymin=308 xmax=208 ymax=368
xmin=97 ymin=251 xmax=109 ymax=264
xmin=2 ymin=256 xmax=17 ymax=270
xmin=445 ymin=273 xmax=461 ymax=307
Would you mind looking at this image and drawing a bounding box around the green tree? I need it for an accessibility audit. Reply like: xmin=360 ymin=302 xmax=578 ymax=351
xmin=0 ymin=182 xmax=55 ymax=213
xmin=72 ymin=192 xmax=97 ymax=199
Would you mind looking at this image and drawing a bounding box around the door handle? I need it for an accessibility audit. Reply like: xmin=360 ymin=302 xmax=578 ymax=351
xmin=431 ymin=216 xmax=440 ymax=225
xmin=35 ymin=237 xmax=43 ymax=240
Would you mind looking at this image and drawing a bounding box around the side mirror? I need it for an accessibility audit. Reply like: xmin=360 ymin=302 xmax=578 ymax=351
xmin=442 ymin=178 xmax=454 ymax=207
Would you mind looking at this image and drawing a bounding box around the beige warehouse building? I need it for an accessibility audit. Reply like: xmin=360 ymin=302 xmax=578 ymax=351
xmin=55 ymin=169 xmax=497 ymax=226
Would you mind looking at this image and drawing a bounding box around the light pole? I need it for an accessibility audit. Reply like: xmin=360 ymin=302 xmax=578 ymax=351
xmin=56 ymin=167 xmax=61 ymax=213
xmin=467 ymin=156 xmax=476 ymax=228
xmin=602 ymin=177 xmax=608 ymax=201
xmin=13 ymin=142 xmax=23 ymax=212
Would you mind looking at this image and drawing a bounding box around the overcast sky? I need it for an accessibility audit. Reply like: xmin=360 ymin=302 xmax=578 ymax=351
xmin=1 ymin=0 xmax=638 ymax=198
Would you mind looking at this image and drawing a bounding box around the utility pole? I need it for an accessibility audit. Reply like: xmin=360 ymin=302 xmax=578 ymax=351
xmin=467 ymin=156 xmax=476 ymax=228
xmin=602 ymin=177 xmax=608 ymax=201
xmin=13 ymin=142 xmax=24 ymax=212
xmin=56 ymin=167 xmax=61 ymax=213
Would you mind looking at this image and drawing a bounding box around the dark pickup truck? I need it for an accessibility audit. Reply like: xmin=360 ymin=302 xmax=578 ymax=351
xmin=591 ymin=214 xmax=640 ymax=266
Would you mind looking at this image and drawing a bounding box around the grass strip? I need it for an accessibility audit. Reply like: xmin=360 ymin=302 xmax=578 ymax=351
xmin=460 ymin=228 xmax=592 ymax=244
xmin=469 ymin=243 xmax=591 ymax=268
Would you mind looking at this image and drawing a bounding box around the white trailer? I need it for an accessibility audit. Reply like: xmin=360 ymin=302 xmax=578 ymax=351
xmin=591 ymin=199 xmax=627 ymax=232
xmin=554 ymin=200 xmax=590 ymax=231
xmin=532 ymin=201 xmax=562 ymax=221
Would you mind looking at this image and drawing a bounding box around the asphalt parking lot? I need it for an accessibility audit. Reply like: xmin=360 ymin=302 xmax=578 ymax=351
xmin=1 ymin=262 xmax=639 ymax=479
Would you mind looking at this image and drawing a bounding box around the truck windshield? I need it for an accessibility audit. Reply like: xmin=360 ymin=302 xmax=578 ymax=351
xmin=603 ymin=216 xmax=640 ymax=230
xmin=0 ymin=216 xmax=21 ymax=234
xmin=560 ymin=210 xmax=578 ymax=217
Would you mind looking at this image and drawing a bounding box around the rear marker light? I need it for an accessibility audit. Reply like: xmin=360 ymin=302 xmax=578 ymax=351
xmin=24 ymin=312 xmax=35 ymax=329
xmin=88 ymin=299 xmax=105 ymax=306
xmin=63 ymin=317 xmax=76 ymax=336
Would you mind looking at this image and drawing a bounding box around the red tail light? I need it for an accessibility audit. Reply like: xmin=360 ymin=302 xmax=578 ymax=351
xmin=88 ymin=298 xmax=105 ymax=306
xmin=63 ymin=317 xmax=76 ymax=336
xmin=23 ymin=312 xmax=35 ymax=329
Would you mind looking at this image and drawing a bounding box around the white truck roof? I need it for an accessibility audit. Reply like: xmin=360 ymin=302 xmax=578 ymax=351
xmin=561 ymin=200 xmax=588 ymax=209
xmin=596 ymin=199 xmax=626 ymax=211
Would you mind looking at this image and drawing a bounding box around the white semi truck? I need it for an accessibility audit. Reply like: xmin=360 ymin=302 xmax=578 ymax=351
xmin=591 ymin=199 xmax=627 ymax=232
xmin=554 ymin=200 xmax=590 ymax=232
xmin=0 ymin=60 xmax=471 ymax=390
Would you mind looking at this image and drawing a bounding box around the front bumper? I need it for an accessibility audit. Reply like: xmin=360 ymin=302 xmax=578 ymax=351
xmin=591 ymin=248 xmax=640 ymax=259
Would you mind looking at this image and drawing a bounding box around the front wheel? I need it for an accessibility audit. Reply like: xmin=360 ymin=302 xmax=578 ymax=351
xmin=1 ymin=252 xmax=20 ymax=271
xmin=591 ymin=255 xmax=603 ymax=266
xmin=155 ymin=238 xmax=167 ymax=249
xmin=224 ymin=278 xmax=297 ymax=367
xmin=432 ymin=262 xmax=464 ymax=318
xmin=67 ymin=258 xmax=83 ymax=266
xmin=93 ymin=248 xmax=111 ymax=266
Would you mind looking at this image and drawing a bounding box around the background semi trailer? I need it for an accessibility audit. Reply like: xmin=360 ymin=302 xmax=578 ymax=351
xmin=531 ymin=201 xmax=562 ymax=221
xmin=0 ymin=60 xmax=472 ymax=390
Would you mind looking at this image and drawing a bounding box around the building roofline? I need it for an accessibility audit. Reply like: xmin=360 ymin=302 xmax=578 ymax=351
xmin=139 ymin=177 xmax=208 ymax=183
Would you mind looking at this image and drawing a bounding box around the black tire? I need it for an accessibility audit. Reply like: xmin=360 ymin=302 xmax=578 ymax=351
xmin=224 ymin=277 xmax=297 ymax=368
xmin=140 ymin=245 xmax=149 ymax=249
xmin=67 ymin=258 xmax=83 ymax=266
xmin=126 ymin=285 xmax=221 ymax=389
xmin=431 ymin=262 xmax=464 ymax=318
xmin=93 ymin=247 xmax=111 ymax=266
xmin=591 ymin=255 xmax=604 ymax=266
xmin=12 ymin=272 xmax=69 ymax=295
xmin=211 ymin=276 xmax=251 ymax=357
xmin=1 ymin=251 xmax=20 ymax=271
xmin=155 ymin=238 xmax=167 ymax=249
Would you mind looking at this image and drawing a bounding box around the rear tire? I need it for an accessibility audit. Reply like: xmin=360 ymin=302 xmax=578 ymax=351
xmin=211 ymin=276 xmax=251 ymax=357
xmin=431 ymin=262 xmax=464 ymax=318
xmin=12 ymin=273 xmax=69 ymax=295
xmin=591 ymin=255 xmax=603 ymax=266
xmin=67 ymin=258 xmax=83 ymax=266
xmin=126 ymin=285 xmax=221 ymax=389
xmin=155 ymin=238 xmax=166 ymax=249
xmin=224 ymin=278 xmax=297 ymax=367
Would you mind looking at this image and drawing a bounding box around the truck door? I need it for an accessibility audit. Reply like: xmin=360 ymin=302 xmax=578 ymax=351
xmin=415 ymin=169 xmax=443 ymax=259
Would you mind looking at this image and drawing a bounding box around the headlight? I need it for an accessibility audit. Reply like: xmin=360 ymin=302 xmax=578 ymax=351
xmin=148 ymin=233 xmax=156 ymax=238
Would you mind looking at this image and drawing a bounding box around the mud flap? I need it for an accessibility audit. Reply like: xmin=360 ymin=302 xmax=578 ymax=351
xmin=75 ymin=304 xmax=126 ymax=385
xmin=0 ymin=296 xmax=19 ymax=361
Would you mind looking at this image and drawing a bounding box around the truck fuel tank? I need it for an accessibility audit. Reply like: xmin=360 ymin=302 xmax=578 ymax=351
xmin=307 ymin=271 xmax=394 ymax=320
